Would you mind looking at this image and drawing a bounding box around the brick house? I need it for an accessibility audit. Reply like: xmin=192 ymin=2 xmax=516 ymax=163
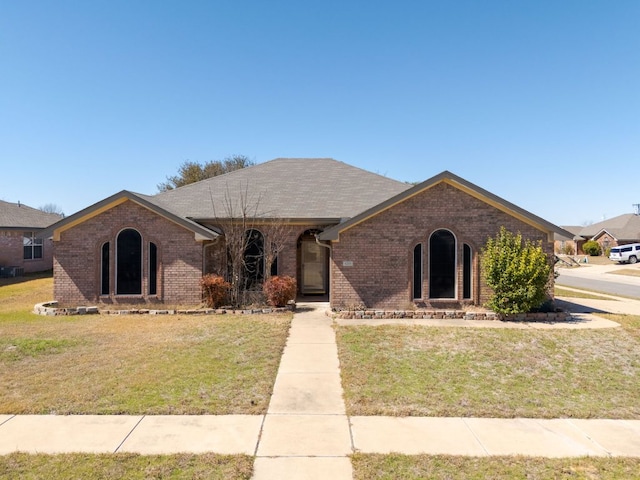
xmin=558 ymin=213 xmax=640 ymax=255
xmin=0 ymin=200 xmax=62 ymax=276
xmin=42 ymin=158 xmax=570 ymax=309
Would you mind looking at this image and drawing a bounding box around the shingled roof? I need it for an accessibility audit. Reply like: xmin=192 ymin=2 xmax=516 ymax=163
xmin=151 ymin=158 xmax=411 ymax=221
xmin=578 ymin=213 xmax=640 ymax=242
xmin=0 ymin=200 xmax=62 ymax=229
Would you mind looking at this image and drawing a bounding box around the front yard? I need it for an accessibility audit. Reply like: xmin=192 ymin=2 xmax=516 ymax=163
xmin=0 ymin=274 xmax=291 ymax=415
xmin=2 ymin=274 xmax=640 ymax=479
xmin=336 ymin=317 xmax=640 ymax=419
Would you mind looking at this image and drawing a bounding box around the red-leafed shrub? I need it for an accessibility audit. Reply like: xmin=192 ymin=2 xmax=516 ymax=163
xmin=263 ymin=276 xmax=297 ymax=307
xmin=201 ymin=274 xmax=231 ymax=308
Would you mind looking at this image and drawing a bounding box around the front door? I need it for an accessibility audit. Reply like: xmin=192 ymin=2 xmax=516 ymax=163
xmin=301 ymin=239 xmax=327 ymax=294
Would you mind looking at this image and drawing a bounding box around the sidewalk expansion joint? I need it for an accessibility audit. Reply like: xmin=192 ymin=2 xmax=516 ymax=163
xmin=0 ymin=415 xmax=16 ymax=428
xmin=461 ymin=417 xmax=490 ymax=456
xmin=113 ymin=415 xmax=146 ymax=453
xmin=565 ymin=418 xmax=613 ymax=457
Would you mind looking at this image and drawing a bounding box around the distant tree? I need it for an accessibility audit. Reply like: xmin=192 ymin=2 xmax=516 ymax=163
xmin=39 ymin=203 xmax=65 ymax=217
xmin=157 ymin=154 xmax=254 ymax=192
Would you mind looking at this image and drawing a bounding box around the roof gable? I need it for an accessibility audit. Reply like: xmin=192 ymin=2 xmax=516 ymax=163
xmin=40 ymin=191 xmax=218 ymax=241
xmin=319 ymin=171 xmax=572 ymax=241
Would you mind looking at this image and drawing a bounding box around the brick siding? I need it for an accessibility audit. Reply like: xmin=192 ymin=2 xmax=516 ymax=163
xmin=54 ymin=201 xmax=204 ymax=306
xmin=0 ymin=229 xmax=54 ymax=274
xmin=330 ymin=183 xmax=554 ymax=310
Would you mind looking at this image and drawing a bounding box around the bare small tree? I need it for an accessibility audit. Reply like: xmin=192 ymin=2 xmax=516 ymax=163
xmin=39 ymin=203 xmax=65 ymax=217
xmin=210 ymin=183 xmax=262 ymax=306
xmin=260 ymin=220 xmax=291 ymax=280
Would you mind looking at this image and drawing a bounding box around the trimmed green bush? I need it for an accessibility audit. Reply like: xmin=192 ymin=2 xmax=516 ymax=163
xmin=583 ymin=240 xmax=602 ymax=256
xmin=263 ymin=276 xmax=297 ymax=307
xmin=481 ymin=227 xmax=552 ymax=314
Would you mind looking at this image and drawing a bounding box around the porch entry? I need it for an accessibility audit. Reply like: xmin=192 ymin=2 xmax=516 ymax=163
xmin=299 ymin=233 xmax=328 ymax=295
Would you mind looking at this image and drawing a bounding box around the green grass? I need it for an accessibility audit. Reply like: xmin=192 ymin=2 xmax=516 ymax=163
xmin=0 ymin=452 xmax=253 ymax=480
xmin=352 ymin=454 xmax=640 ymax=480
xmin=0 ymin=275 xmax=291 ymax=415
xmin=337 ymin=323 xmax=640 ymax=418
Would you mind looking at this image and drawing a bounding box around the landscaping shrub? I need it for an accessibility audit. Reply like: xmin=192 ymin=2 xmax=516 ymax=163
xmin=582 ymin=240 xmax=602 ymax=256
xmin=263 ymin=275 xmax=297 ymax=307
xmin=560 ymin=243 xmax=575 ymax=255
xmin=200 ymin=274 xmax=231 ymax=308
xmin=481 ymin=227 xmax=552 ymax=314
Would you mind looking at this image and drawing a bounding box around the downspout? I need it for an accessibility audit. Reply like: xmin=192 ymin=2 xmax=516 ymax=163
xmin=315 ymin=234 xmax=332 ymax=302
xmin=314 ymin=235 xmax=332 ymax=252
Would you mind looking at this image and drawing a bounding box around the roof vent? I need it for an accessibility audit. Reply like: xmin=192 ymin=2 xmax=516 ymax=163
xmin=634 ymin=204 xmax=640 ymax=215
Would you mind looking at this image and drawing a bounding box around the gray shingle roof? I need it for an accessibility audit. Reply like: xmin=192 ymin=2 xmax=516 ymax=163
xmin=578 ymin=213 xmax=640 ymax=241
xmin=0 ymin=200 xmax=62 ymax=229
xmin=151 ymin=158 xmax=411 ymax=220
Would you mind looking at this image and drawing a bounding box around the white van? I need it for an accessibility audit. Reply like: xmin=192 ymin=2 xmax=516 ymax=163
xmin=609 ymin=243 xmax=640 ymax=264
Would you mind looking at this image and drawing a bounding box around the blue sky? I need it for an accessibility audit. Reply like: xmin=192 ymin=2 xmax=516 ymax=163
xmin=1 ymin=1 xmax=638 ymax=226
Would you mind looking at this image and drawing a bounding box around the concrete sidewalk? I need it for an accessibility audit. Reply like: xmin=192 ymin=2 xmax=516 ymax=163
xmin=1 ymin=301 xmax=640 ymax=479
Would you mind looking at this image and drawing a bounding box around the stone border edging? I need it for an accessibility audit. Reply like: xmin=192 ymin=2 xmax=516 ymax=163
xmin=33 ymin=301 xmax=294 ymax=317
xmin=333 ymin=309 xmax=571 ymax=322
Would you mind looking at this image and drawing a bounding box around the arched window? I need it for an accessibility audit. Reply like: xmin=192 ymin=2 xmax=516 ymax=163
xmin=117 ymin=229 xmax=142 ymax=295
xmin=149 ymin=242 xmax=158 ymax=295
xmin=429 ymin=230 xmax=456 ymax=299
xmin=101 ymin=242 xmax=110 ymax=295
xmin=463 ymin=243 xmax=472 ymax=299
xmin=243 ymin=229 xmax=265 ymax=289
xmin=413 ymin=243 xmax=422 ymax=299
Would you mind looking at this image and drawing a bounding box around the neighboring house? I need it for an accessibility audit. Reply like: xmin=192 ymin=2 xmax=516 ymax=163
xmin=554 ymin=226 xmax=583 ymax=255
xmin=0 ymin=200 xmax=62 ymax=276
xmin=561 ymin=213 xmax=640 ymax=255
xmin=42 ymin=158 xmax=571 ymax=310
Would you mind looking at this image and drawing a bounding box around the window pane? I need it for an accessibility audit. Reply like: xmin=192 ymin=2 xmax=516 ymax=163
xmin=243 ymin=229 xmax=264 ymax=289
xmin=429 ymin=230 xmax=456 ymax=298
xmin=33 ymin=245 xmax=43 ymax=259
xmin=149 ymin=242 xmax=157 ymax=295
xmin=413 ymin=244 xmax=422 ymax=299
xmin=463 ymin=244 xmax=472 ymax=299
xmin=117 ymin=229 xmax=142 ymax=295
xmin=101 ymin=243 xmax=110 ymax=295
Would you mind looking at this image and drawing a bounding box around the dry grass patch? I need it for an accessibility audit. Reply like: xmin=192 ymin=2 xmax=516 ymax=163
xmin=352 ymin=454 xmax=640 ymax=480
xmin=337 ymin=323 xmax=640 ymax=418
xmin=0 ymin=452 xmax=253 ymax=480
xmin=609 ymin=268 xmax=640 ymax=277
xmin=0 ymin=275 xmax=291 ymax=414
xmin=554 ymin=287 xmax=616 ymax=300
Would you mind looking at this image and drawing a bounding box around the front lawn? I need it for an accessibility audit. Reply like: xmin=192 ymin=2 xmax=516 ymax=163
xmin=0 ymin=275 xmax=291 ymax=414
xmin=351 ymin=454 xmax=640 ymax=480
xmin=337 ymin=321 xmax=640 ymax=418
xmin=0 ymin=452 xmax=253 ymax=480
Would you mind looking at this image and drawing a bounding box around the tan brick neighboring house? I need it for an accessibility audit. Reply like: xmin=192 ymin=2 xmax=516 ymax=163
xmin=0 ymin=200 xmax=62 ymax=276
xmin=41 ymin=158 xmax=571 ymax=309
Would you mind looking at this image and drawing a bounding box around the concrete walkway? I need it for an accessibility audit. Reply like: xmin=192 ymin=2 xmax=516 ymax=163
xmin=252 ymin=303 xmax=353 ymax=479
xmin=1 ymin=301 xmax=640 ymax=478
